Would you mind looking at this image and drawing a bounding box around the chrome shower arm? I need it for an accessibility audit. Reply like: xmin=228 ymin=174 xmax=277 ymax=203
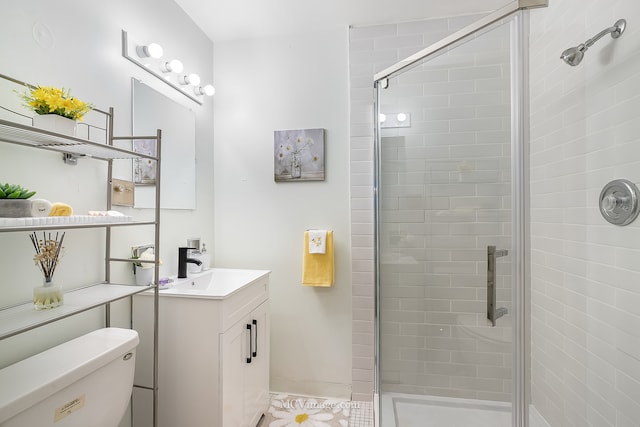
xmin=560 ymin=19 xmax=626 ymax=66
xmin=584 ymin=19 xmax=626 ymax=48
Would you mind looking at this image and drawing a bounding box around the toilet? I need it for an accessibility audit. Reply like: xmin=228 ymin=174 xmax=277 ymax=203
xmin=0 ymin=327 xmax=139 ymax=427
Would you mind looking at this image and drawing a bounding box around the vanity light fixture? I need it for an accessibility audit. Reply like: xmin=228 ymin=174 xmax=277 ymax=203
xmin=122 ymin=30 xmax=214 ymax=105
xmin=160 ymin=59 xmax=184 ymax=74
xmin=379 ymin=113 xmax=387 ymax=123
xmin=136 ymin=42 xmax=163 ymax=59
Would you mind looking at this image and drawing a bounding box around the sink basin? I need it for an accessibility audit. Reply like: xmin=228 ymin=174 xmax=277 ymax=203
xmin=154 ymin=268 xmax=270 ymax=299
xmin=167 ymin=270 xmax=213 ymax=290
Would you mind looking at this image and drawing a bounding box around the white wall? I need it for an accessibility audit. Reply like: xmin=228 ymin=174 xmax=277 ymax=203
xmin=212 ymin=30 xmax=353 ymax=398
xmin=529 ymin=1 xmax=640 ymax=426
xmin=0 ymin=0 xmax=214 ymax=367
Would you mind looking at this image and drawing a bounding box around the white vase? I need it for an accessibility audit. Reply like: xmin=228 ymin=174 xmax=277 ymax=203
xmin=32 ymin=114 xmax=77 ymax=136
xmin=135 ymin=267 xmax=154 ymax=286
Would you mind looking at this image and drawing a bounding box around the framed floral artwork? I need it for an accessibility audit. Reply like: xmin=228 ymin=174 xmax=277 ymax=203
xmin=133 ymin=139 xmax=157 ymax=185
xmin=274 ymin=128 xmax=325 ymax=182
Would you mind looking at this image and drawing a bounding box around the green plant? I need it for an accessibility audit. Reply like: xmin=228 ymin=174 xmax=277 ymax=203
xmin=0 ymin=182 xmax=36 ymax=199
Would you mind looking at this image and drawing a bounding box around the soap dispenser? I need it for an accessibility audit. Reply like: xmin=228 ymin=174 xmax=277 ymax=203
xmin=186 ymin=238 xmax=203 ymax=274
xmin=200 ymin=243 xmax=210 ymax=271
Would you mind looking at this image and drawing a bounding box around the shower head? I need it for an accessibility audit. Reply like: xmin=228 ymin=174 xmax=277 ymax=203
xmin=560 ymin=19 xmax=627 ymax=66
xmin=560 ymin=44 xmax=586 ymax=66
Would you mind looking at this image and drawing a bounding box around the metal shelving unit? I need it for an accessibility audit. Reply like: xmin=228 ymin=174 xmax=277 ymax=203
xmin=0 ymin=73 xmax=162 ymax=427
xmin=0 ymin=283 xmax=149 ymax=340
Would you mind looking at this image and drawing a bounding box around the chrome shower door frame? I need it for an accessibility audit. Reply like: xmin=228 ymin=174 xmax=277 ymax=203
xmin=373 ymin=1 xmax=543 ymax=426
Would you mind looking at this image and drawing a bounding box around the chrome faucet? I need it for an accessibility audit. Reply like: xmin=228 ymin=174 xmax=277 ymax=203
xmin=178 ymin=247 xmax=202 ymax=278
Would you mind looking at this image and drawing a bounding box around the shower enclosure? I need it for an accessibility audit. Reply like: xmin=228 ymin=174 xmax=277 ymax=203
xmin=374 ymin=1 xmax=546 ymax=426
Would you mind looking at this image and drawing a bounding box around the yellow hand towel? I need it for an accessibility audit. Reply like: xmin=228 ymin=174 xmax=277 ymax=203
xmin=302 ymin=230 xmax=334 ymax=287
xmin=48 ymin=202 xmax=73 ymax=216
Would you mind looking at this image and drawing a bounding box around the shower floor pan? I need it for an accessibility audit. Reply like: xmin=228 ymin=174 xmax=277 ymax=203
xmin=380 ymin=393 xmax=511 ymax=427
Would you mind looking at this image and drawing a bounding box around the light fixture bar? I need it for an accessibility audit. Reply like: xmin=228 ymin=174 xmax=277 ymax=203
xmin=121 ymin=30 xmax=207 ymax=105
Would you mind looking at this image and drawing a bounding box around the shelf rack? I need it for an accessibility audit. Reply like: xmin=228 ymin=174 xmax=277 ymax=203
xmin=0 ymin=118 xmax=156 ymax=161
xmin=0 ymin=72 xmax=162 ymax=427
xmin=0 ymin=283 xmax=150 ymax=340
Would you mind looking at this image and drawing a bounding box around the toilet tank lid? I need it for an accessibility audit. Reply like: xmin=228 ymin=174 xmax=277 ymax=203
xmin=0 ymin=327 xmax=139 ymax=424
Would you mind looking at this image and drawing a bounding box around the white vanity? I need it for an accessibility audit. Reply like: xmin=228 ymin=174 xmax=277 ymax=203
xmin=132 ymin=268 xmax=270 ymax=427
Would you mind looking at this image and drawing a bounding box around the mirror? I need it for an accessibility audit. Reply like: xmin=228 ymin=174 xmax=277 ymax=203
xmin=132 ymin=79 xmax=196 ymax=209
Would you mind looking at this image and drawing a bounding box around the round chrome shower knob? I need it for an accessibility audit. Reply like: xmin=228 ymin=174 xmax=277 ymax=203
xmin=599 ymin=179 xmax=640 ymax=226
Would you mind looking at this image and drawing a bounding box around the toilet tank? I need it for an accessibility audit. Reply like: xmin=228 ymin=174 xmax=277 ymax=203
xmin=0 ymin=327 xmax=139 ymax=427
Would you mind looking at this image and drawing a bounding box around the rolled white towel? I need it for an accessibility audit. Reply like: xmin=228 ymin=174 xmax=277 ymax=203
xmin=30 ymin=199 xmax=52 ymax=217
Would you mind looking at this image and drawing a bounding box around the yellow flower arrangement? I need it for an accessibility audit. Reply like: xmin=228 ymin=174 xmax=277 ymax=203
xmin=20 ymin=86 xmax=93 ymax=121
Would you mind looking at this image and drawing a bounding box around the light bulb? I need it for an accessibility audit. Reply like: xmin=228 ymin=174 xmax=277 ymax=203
xmin=160 ymin=59 xmax=183 ymax=73
xmin=180 ymin=73 xmax=201 ymax=86
xmin=203 ymin=84 xmax=215 ymax=96
xmin=379 ymin=113 xmax=386 ymax=123
xmin=396 ymin=113 xmax=407 ymax=122
xmin=136 ymin=43 xmax=163 ymax=59
xmin=187 ymin=73 xmax=200 ymax=86
xmin=195 ymin=85 xmax=215 ymax=96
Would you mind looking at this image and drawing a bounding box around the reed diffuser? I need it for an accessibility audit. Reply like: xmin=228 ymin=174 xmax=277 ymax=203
xmin=29 ymin=231 xmax=65 ymax=310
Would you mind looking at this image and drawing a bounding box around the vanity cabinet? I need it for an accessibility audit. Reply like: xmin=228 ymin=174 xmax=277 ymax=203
xmin=222 ymin=300 xmax=269 ymax=427
xmin=132 ymin=269 xmax=270 ymax=427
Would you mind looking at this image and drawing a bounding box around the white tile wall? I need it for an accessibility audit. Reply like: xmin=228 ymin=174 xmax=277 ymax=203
xmin=530 ymin=0 xmax=640 ymax=425
xmin=379 ymin=17 xmax=513 ymax=399
xmin=349 ymin=13 xmax=516 ymax=403
xmin=352 ymin=3 xmax=640 ymax=421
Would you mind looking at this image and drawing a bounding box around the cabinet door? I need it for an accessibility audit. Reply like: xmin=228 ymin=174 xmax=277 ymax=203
xmin=244 ymin=301 xmax=270 ymax=427
xmin=221 ymin=317 xmax=249 ymax=427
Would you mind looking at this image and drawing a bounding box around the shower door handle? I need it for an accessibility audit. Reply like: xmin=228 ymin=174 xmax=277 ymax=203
xmin=487 ymin=246 xmax=508 ymax=327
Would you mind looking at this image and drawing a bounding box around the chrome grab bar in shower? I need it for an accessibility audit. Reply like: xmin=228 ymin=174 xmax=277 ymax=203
xmin=487 ymin=246 xmax=509 ymax=327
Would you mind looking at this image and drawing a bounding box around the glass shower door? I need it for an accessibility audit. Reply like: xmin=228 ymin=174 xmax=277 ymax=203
xmin=376 ymin=15 xmax=522 ymax=427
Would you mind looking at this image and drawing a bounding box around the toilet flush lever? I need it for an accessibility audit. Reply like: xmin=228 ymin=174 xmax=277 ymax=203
xmin=487 ymin=246 xmax=509 ymax=327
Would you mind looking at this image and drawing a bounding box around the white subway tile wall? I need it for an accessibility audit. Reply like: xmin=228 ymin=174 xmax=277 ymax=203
xmin=377 ymin=18 xmax=514 ymax=401
xmin=348 ymin=13 xmax=516 ymax=402
xmin=529 ymin=0 xmax=640 ymax=426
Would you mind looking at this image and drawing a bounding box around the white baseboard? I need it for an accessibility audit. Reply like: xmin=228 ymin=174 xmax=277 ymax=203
xmin=269 ymin=379 xmax=352 ymax=400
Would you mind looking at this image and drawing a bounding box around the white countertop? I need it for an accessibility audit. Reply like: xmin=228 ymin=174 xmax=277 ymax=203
xmin=146 ymin=268 xmax=270 ymax=299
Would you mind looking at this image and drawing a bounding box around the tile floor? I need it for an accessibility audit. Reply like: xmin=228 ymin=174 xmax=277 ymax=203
xmin=348 ymin=400 xmax=373 ymax=427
